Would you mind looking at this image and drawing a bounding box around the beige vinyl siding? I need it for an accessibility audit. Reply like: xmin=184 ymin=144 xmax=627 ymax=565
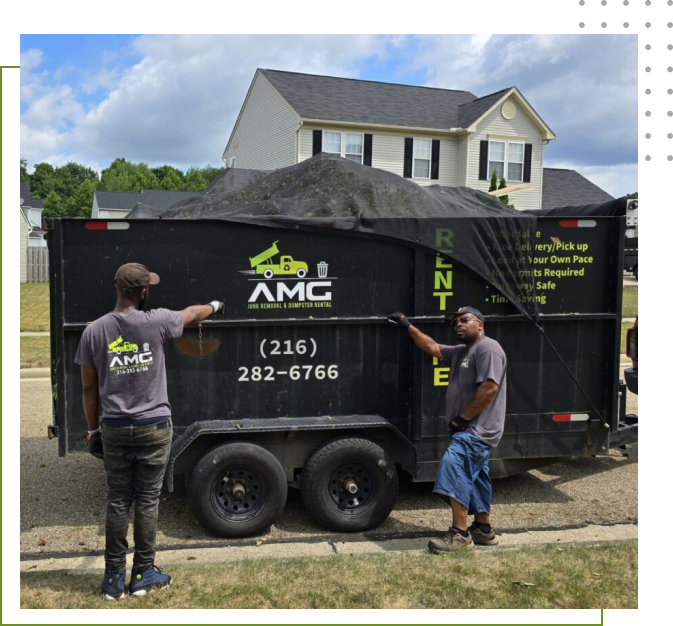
xmin=20 ymin=209 xmax=30 ymax=283
xmin=224 ymin=73 xmax=300 ymax=170
xmin=466 ymin=97 xmax=545 ymax=210
xmin=456 ymin=136 xmax=469 ymax=187
xmin=299 ymin=125 xmax=460 ymax=187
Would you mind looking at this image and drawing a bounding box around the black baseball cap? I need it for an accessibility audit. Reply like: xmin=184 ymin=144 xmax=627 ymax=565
xmin=447 ymin=306 xmax=485 ymax=323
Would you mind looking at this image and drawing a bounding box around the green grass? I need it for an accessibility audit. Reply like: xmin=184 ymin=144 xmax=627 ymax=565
xmin=622 ymin=290 xmax=638 ymax=318
xmin=20 ymin=336 xmax=51 ymax=369
xmin=20 ymin=540 xmax=637 ymax=609
xmin=21 ymin=283 xmax=50 ymax=331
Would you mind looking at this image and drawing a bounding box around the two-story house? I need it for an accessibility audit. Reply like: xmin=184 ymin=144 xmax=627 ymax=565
xmin=223 ymin=70 xmax=613 ymax=211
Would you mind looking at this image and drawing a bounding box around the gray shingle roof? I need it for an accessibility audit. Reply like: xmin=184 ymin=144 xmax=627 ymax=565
xmin=542 ymin=168 xmax=614 ymax=210
xmin=457 ymin=88 xmax=512 ymax=128
xmin=95 ymin=189 xmax=200 ymax=211
xmin=260 ymin=69 xmax=491 ymax=130
xmin=20 ymin=182 xmax=31 ymax=202
xmin=20 ymin=181 xmax=44 ymax=208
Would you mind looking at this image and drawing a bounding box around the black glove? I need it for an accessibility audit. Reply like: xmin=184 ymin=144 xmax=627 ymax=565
xmin=387 ymin=312 xmax=411 ymax=329
xmin=87 ymin=429 xmax=104 ymax=460
xmin=449 ymin=415 xmax=470 ymax=433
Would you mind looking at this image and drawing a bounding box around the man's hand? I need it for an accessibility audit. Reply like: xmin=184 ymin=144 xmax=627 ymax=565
xmin=449 ymin=415 xmax=470 ymax=433
xmin=209 ymin=300 xmax=224 ymax=314
xmin=387 ymin=312 xmax=411 ymax=329
xmin=87 ymin=429 xmax=104 ymax=460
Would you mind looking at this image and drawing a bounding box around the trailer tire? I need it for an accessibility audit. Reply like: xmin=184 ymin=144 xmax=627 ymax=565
xmin=301 ymin=438 xmax=398 ymax=532
xmin=188 ymin=441 xmax=287 ymax=538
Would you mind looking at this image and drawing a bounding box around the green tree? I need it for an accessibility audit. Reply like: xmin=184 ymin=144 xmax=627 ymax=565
xmin=20 ymin=158 xmax=30 ymax=183
xmin=43 ymin=190 xmax=67 ymax=218
xmin=199 ymin=165 xmax=225 ymax=186
xmin=489 ymin=170 xmax=498 ymax=192
xmin=67 ymin=179 xmax=98 ymax=217
xmin=53 ymin=162 xmax=98 ymax=199
xmin=160 ymin=169 xmax=184 ymax=190
xmin=183 ymin=167 xmax=208 ymax=192
xmin=498 ymin=176 xmax=510 ymax=206
xmin=152 ymin=165 xmax=184 ymax=187
xmin=99 ymin=158 xmax=160 ymax=192
xmin=30 ymin=162 xmax=57 ymax=200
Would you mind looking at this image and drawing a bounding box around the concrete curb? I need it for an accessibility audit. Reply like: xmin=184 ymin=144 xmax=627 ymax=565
xmin=20 ymin=523 xmax=638 ymax=573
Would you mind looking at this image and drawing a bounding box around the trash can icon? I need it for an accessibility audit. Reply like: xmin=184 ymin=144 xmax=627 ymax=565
xmin=317 ymin=262 xmax=329 ymax=278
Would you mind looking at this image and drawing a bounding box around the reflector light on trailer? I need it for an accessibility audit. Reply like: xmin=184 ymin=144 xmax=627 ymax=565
xmin=552 ymin=413 xmax=590 ymax=422
xmin=85 ymin=222 xmax=130 ymax=231
xmin=559 ymin=220 xmax=596 ymax=228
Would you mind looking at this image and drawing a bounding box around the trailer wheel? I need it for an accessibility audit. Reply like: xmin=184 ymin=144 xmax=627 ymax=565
xmin=263 ymin=268 xmax=274 ymax=279
xmin=301 ymin=438 xmax=398 ymax=532
xmin=188 ymin=441 xmax=287 ymax=538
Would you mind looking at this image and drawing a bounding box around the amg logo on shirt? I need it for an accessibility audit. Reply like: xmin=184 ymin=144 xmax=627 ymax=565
xmin=460 ymin=357 xmax=470 ymax=368
xmin=107 ymin=336 xmax=154 ymax=373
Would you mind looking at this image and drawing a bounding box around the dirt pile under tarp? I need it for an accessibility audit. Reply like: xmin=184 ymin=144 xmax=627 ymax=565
xmin=151 ymin=153 xmax=519 ymax=219
xmin=127 ymin=154 xmax=543 ymax=318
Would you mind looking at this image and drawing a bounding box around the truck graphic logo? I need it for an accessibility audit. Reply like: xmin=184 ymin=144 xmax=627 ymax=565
xmin=240 ymin=241 xmax=335 ymax=310
xmin=248 ymin=241 xmax=308 ymax=279
xmin=107 ymin=335 xmax=139 ymax=355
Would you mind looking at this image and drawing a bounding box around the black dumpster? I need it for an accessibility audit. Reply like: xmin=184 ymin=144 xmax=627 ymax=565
xmin=47 ymin=206 xmax=636 ymax=537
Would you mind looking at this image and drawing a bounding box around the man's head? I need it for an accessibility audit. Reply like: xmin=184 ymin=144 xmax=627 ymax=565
xmin=448 ymin=306 xmax=485 ymax=344
xmin=114 ymin=263 xmax=160 ymax=309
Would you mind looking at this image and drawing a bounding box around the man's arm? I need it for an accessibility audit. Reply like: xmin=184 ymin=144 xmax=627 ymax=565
xmin=387 ymin=312 xmax=444 ymax=361
xmin=455 ymin=380 xmax=500 ymax=422
xmin=407 ymin=325 xmax=445 ymax=361
xmin=180 ymin=301 xmax=224 ymax=327
xmin=80 ymin=366 xmax=100 ymax=430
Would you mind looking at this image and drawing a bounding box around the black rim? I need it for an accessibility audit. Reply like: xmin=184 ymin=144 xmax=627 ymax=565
xmin=326 ymin=462 xmax=379 ymax=516
xmin=211 ymin=464 xmax=268 ymax=522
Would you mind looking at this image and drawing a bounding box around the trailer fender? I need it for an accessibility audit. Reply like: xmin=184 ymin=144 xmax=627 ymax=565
xmin=166 ymin=415 xmax=414 ymax=491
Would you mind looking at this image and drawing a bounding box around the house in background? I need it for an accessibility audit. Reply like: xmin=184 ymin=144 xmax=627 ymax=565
xmin=541 ymin=168 xmax=614 ymax=209
xmin=20 ymin=182 xmax=46 ymax=247
xmin=223 ymin=69 xmax=613 ymax=211
xmin=20 ymin=205 xmax=31 ymax=282
xmin=91 ymin=189 xmax=201 ymax=218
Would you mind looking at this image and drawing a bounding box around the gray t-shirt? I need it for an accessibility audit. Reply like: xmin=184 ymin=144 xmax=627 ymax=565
xmin=75 ymin=308 xmax=184 ymax=422
xmin=438 ymin=335 xmax=507 ymax=447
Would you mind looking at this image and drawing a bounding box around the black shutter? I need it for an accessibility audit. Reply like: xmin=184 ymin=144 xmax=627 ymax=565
xmin=364 ymin=134 xmax=373 ymax=166
xmin=523 ymin=143 xmax=533 ymax=183
xmin=403 ymin=138 xmax=413 ymax=178
xmin=431 ymin=139 xmax=440 ymax=180
xmin=478 ymin=140 xmax=488 ymax=180
xmin=312 ymin=130 xmax=322 ymax=156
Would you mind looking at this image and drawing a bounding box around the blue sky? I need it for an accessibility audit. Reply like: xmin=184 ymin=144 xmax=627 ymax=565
xmin=20 ymin=34 xmax=637 ymax=196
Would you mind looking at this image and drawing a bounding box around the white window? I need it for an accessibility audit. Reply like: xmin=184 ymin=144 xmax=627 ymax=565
xmin=413 ymin=138 xmax=432 ymax=179
xmin=344 ymin=133 xmax=363 ymax=163
xmin=488 ymin=141 xmax=505 ymax=180
xmin=489 ymin=140 xmax=524 ymax=183
xmin=323 ymin=131 xmax=342 ymax=155
xmin=507 ymin=142 xmax=524 ymax=183
xmin=322 ymin=131 xmax=364 ymax=164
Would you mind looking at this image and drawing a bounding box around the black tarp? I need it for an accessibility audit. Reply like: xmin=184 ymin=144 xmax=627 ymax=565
xmin=125 ymin=154 xmax=627 ymax=320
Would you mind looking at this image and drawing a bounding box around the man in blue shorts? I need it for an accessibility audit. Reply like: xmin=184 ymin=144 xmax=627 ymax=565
xmin=387 ymin=306 xmax=507 ymax=553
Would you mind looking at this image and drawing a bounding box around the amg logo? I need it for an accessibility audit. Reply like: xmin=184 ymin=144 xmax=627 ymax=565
xmin=110 ymin=352 xmax=153 ymax=367
xmin=249 ymin=281 xmax=332 ymax=303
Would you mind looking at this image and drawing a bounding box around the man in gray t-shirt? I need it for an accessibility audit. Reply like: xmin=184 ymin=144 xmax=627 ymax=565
xmin=387 ymin=306 xmax=507 ymax=554
xmin=76 ymin=262 xmax=224 ymax=599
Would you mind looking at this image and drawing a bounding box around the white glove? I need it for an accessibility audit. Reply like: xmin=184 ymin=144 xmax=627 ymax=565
xmin=209 ymin=300 xmax=224 ymax=313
